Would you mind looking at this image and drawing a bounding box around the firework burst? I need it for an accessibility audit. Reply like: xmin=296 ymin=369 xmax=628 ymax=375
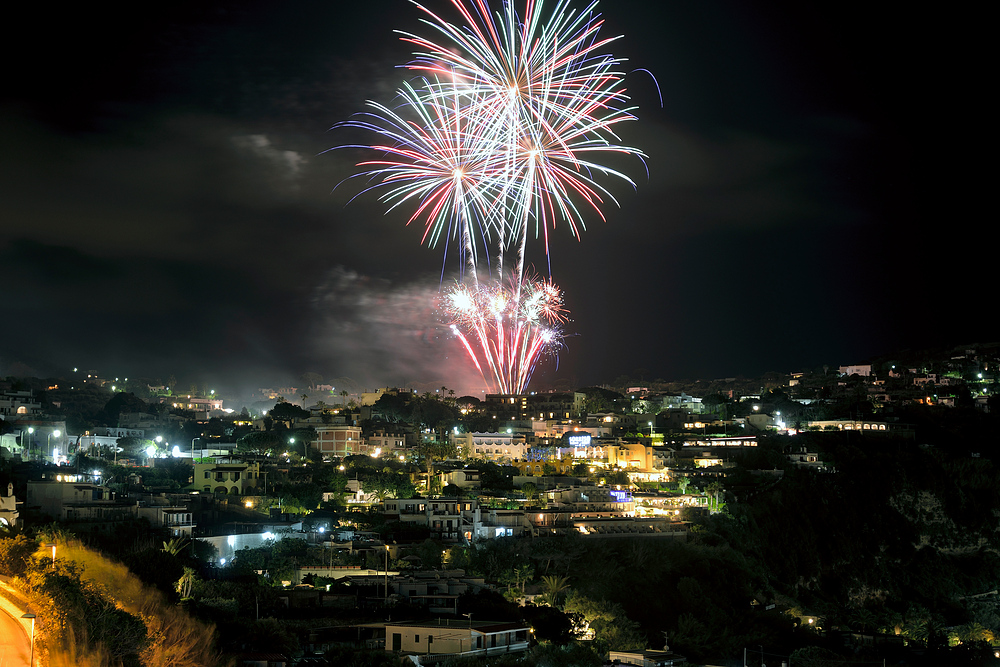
xmin=335 ymin=0 xmax=648 ymax=392
xmin=445 ymin=274 xmax=567 ymax=394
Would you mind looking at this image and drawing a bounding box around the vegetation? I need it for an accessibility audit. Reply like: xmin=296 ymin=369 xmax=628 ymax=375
xmin=0 ymin=532 xmax=220 ymax=667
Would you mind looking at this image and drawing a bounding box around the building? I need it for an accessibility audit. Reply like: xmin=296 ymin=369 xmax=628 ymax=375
xmin=368 ymin=431 xmax=407 ymax=457
xmin=193 ymin=459 xmax=262 ymax=495
xmin=382 ymin=497 xmax=481 ymax=542
xmin=0 ymin=482 xmax=18 ymax=528
xmin=26 ymin=474 xmax=137 ymax=523
xmin=607 ymin=648 xmax=687 ymax=666
xmin=389 ymin=571 xmax=490 ymax=613
xmin=478 ymin=507 xmax=532 ymax=538
xmin=806 ymin=419 xmax=888 ymax=432
xmin=0 ymin=390 xmax=41 ymax=418
xmin=312 ymin=424 xmax=364 ymax=457
xmin=454 ymin=432 xmax=527 ymax=461
xmin=608 ymin=442 xmax=656 ymax=471
xmin=441 ymin=469 xmax=482 ymax=489
xmin=385 ymin=618 xmax=530 ymax=663
xmin=158 ymin=394 xmax=225 ymax=415
xmin=658 ymin=393 xmax=705 ymax=414
xmin=137 ymin=497 xmax=195 ymax=537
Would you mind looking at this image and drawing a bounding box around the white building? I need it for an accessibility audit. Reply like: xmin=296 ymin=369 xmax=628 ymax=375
xmin=453 ymin=432 xmax=527 ymax=461
xmin=0 ymin=483 xmax=18 ymax=528
xmin=385 ymin=618 xmax=530 ymax=662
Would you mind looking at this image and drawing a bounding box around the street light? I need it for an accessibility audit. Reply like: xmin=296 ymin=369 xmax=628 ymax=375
xmin=22 ymin=427 xmax=34 ymax=458
xmin=47 ymin=430 xmax=61 ymax=462
xmin=45 ymin=542 xmax=56 ymax=569
xmin=21 ymin=612 xmax=36 ymax=667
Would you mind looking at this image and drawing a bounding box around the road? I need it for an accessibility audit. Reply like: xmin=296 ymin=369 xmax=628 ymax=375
xmin=0 ymin=602 xmax=31 ymax=667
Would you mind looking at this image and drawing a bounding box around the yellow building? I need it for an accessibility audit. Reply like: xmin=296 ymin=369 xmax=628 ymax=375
xmin=607 ymin=442 xmax=655 ymax=471
xmin=512 ymin=458 xmax=578 ymax=476
xmin=193 ymin=459 xmax=262 ymax=495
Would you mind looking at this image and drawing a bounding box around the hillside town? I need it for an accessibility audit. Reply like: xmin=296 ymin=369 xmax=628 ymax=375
xmin=2 ymin=342 xmax=1000 ymax=666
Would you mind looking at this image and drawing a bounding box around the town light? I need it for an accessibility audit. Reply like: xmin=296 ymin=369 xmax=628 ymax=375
xmin=47 ymin=430 xmax=62 ymax=459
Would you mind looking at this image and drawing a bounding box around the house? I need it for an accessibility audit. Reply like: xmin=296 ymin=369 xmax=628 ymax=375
xmin=382 ymin=497 xmax=481 ymax=542
xmin=136 ymin=496 xmax=195 ymax=537
xmin=607 ymin=648 xmax=687 ymax=666
xmin=26 ymin=474 xmax=137 ymax=523
xmin=0 ymin=391 xmax=42 ymax=418
xmin=385 ymin=618 xmax=530 ymax=663
xmin=389 ymin=571 xmax=490 ymax=614
xmin=235 ymin=652 xmax=287 ymax=667
xmin=478 ymin=507 xmax=532 ymax=538
xmin=608 ymin=442 xmax=656 ymax=471
xmin=441 ymin=469 xmax=481 ymax=489
xmin=368 ymin=430 xmax=407 ymax=457
xmin=0 ymin=482 xmax=18 ymax=528
xmin=193 ymin=459 xmax=262 ymax=495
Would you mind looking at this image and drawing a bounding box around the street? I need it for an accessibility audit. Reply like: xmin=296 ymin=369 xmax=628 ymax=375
xmin=0 ymin=603 xmax=31 ymax=667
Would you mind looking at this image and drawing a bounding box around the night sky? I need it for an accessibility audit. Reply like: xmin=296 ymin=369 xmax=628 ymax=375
xmin=0 ymin=1 xmax=979 ymax=396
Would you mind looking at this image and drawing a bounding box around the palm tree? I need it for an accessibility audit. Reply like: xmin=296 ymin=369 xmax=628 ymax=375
xmin=162 ymin=537 xmax=190 ymax=556
xmin=541 ymin=575 xmax=571 ymax=607
xmin=676 ymin=476 xmax=691 ymax=494
xmin=706 ymin=481 xmax=724 ymax=510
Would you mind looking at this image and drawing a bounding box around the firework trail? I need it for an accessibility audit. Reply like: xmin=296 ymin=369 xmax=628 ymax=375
xmin=335 ymin=0 xmax=647 ymax=392
xmin=445 ymin=274 xmax=566 ymax=394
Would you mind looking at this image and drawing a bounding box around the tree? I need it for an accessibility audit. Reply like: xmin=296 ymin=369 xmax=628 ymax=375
xmin=269 ymin=400 xmax=309 ymax=426
xmin=116 ymin=436 xmax=152 ymax=460
xmin=706 ymin=481 xmax=724 ymax=510
xmin=300 ymin=372 xmax=323 ymax=389
xmin=161 ymin=537 xmax=189 ymax=556
xmin=501 ymin=563 xmax=534 ymax=596
xmin=0 ymin=534 xmax=38 ymax=577
xmin=373 ymin=392 xmax=409 ymax=422
xmin=237 ymin=431 xmax=282 ymax=456
xmin=563 ymin=592 xmax=645 ymax=652
xmin=540 ymin=575 xmax=571 ymax=607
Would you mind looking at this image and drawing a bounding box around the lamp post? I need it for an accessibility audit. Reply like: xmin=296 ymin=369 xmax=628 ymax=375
xmin=47 ymin=430 xmax=61 ymax=462
xmin=21 ymin=612 xmax=36 ymax=667
xmin=191 ymin=437 xmax=201 ymax=462
xmin=45 ymin=542 xmax=56 ymax=569
xmin=22 ymin=427 xmax=34 ymax=458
